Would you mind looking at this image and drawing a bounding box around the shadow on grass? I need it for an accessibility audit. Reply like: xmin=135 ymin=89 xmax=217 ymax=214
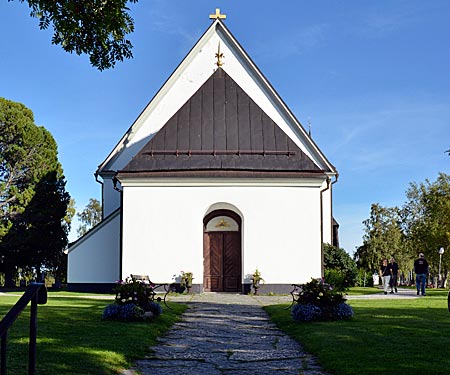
xmin=0 ymin=296 xmax=187 ymax=375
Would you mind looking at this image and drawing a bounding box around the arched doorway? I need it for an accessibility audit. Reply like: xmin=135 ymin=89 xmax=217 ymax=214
xmin=203 ymin=209 xmax=242 ymax=292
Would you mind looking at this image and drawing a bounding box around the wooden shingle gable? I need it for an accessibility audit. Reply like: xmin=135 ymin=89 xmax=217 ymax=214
xmin=118 ymin=69 xmax=324 ymax=176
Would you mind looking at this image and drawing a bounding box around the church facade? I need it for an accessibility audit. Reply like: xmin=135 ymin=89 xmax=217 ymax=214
xmin=67 ymin=12 xmax=338 ymax=293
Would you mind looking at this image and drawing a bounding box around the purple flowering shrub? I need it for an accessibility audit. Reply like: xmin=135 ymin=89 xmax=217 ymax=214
xmin=145 ymin=301 xmax=163 ymax=317
xmin=291 ymin=278 xmax=353 ymax=322
xmin=291 ymin=303 xmax=322 ymax=322
xmin=102 ymin=303 xmax=145 ymax=321
xmin=323 ymin=302 xmax=354 ymax=320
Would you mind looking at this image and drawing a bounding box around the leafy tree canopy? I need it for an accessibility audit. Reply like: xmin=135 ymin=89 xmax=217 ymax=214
xmin=323 ymin=244 xmax=357 ymax=289
xmin=12 ymin=0 xmax=139 ymax=70
xmin=77 ymin=197 xmax=102 ymax=237
xmin=403 ymin=173 xmax=450 ymax=273
xmin=356 ymin=173 xmax=450 ymax=281
xmin=355 ymin=203 xmax=406 ymax=273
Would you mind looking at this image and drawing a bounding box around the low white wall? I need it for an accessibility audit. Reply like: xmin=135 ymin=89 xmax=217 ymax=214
xmin=68 ymin=211 xmax=121 ymax=283
xmin=121 ymin=181 xmax=324 ymax=285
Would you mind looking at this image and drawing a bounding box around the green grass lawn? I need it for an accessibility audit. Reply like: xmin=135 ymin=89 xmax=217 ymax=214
xmin=0 ymin=292 xmax=187 ymax=375
xmin=266 ymin=289 xmax=450 ymax=375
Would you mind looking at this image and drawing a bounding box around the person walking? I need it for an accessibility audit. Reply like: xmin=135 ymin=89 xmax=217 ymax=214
xmin=379 ymin=259 xmax=391 ymax=295
xmin=388 ymin=257 xmax=399 ymax=294
xmin=414 ymin=253 xmax=429 ymax=296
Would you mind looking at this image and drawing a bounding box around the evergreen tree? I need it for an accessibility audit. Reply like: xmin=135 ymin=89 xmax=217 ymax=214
xmin=0 ymin=97 xmax=71 ymax=285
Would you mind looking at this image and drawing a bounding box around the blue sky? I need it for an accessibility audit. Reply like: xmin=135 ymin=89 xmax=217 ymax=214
xmin=1 ymin=0 xmax=449 ymax=253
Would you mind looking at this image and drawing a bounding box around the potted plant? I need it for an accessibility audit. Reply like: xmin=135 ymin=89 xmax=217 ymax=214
xmin=180 ymin=271 xmax=194 ymax=293
xmin=251 ymin=268 xmax=264 ymax=294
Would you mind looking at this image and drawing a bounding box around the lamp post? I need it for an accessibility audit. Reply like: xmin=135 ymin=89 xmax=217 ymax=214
xmin=438 ymin=247 xmax=445 ymax=288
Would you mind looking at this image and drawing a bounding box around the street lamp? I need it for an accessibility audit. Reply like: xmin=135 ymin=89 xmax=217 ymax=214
xmin=438 ymin=247 xmax=445 ymax=288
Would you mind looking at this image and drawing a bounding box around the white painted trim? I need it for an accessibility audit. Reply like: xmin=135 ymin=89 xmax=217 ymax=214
xmin=118 ymin=177 xmax=326 ymax=188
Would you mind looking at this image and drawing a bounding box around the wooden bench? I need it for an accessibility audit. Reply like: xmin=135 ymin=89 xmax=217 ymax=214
xmin=130 ymin=274 xmax=173 ymax=310
xmin=287 ymin=281 xmax=334 ymax=309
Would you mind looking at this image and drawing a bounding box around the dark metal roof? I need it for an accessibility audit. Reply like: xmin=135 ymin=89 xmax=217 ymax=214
xmin=118 ymin=68 xmax=324 ymax=176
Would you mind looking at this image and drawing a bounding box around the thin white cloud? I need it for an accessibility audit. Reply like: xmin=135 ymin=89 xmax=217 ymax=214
xmin=355 ymin=3 xmax=425 ymax=39
xmin=135 ymin=1 xmax=200 ymax=46
xmin=255 ymin=23 xmax=329 ymax=60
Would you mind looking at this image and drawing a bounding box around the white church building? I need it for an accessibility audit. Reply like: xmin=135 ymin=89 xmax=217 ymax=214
xmin=68 ymin=11 xmax=338 ymax=293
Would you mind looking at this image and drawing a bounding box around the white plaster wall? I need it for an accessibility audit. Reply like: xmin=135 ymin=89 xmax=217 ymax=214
xmin=68 ymin=212 xmax=121 ymax=283
xmin=322 ymin=183 xmax=333 ymax=245
xmin=102 ymin=176 xmax=121 ymax=217
xmin=121 ymin=183 xmax=323 ymax=285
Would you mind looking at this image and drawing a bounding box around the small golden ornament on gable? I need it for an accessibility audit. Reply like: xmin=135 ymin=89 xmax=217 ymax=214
xmin=215 ymin=43 xmax=225 ymax=67
xmin=215 ymin=219 xmax=230 ymax=229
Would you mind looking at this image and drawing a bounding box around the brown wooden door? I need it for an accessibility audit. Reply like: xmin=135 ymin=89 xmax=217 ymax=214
xmin=204 ymin=232 xmax=241 ymax=292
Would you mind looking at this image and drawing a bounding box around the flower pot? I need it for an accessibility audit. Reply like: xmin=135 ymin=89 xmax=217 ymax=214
xmin=184 ymin=279 xmax=193 ymax=293
xmin=252 ymin=280 xmax=260 ymax=294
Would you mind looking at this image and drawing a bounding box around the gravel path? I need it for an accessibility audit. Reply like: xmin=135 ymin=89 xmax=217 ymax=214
xmin=122 ymin=293 xmax=328 ymax=375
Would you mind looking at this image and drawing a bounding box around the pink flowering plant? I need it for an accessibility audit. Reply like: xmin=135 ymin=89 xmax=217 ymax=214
xmin=291 ymin=278 xmax=353 ymax=322
xmin=114 ymin=276 xmax=154 ymax=309
xmin=102 ymin=277 xmax=162 ymax=321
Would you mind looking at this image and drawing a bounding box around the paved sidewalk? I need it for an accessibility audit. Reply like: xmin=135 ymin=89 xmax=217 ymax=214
xmin=122 ymin=293 xmax=328 ymax=375
xmin=346 ymin=287 xmax=423 ymax=300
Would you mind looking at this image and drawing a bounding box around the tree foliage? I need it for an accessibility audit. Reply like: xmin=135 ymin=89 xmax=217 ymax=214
xmin=1 ymin=98 xmax=58 ymax=227
xmin=356 ymin=174 xmax=450 ymax=281
xmin=0 ymin=97 xmax=71 ymax=284
xmin=13 ymin=0 xmax=139 ymax=70
xmin=355 ymin=204 xmax=407 ymax=273
xmin=323 ymin=244 xmax=357 ymax=289
xmin=403 ymin=173 xmax=450 ymax=275
xmin=77 ymin=198 xmax=102 ymax=237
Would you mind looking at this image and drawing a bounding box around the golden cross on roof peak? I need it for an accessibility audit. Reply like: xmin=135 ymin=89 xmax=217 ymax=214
xmin=209 ymin=8 xmax=226 ymax=20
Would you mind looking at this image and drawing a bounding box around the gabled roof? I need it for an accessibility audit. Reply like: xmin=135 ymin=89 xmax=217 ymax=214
xmin=97 ymin=19 xmax=337 ymax=177
xmin=117 ymin=68 xmax=322 ymax=176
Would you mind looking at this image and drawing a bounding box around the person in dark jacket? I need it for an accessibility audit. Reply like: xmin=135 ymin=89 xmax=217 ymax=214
xmin=414 ymin=253 xmax=429 ymax=296
xmin=379 ymin=259 xmax=391 ymax=295
xmin=388 ymin=257 xmax=399 ymax=294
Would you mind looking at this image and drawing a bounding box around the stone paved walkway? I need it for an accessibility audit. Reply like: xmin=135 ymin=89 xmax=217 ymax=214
xmin=122 ymin=293 xmax=328 ymax=375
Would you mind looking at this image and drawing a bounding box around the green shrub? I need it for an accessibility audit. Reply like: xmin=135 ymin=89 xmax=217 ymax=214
xmin=355 ymin=268 xmax=374 ymax=287
xmin=323 ymin=244 xmax=358 ymax=287
xmin=324 ymin=269 xmax=347 ymax=292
